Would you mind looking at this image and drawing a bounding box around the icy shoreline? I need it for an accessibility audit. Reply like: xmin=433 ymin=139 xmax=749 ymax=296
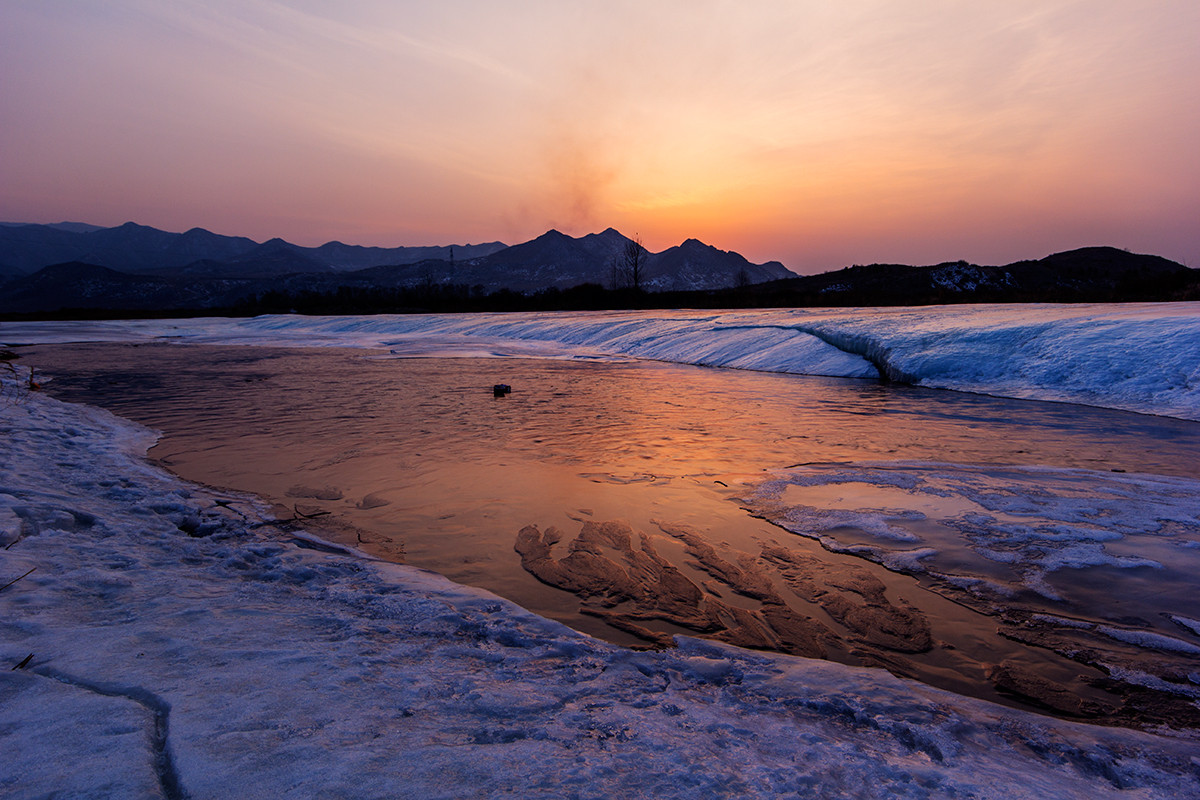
xmin=3 ymin=302 xmax=1198 ymax=420
xmin=2 ymin=368 xmax=1199 ymax=796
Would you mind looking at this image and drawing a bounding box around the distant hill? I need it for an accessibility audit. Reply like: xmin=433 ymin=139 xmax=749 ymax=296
xmin=0 ymin=261 xmax=256 ymax=312
xmin=0 ymin=222 xmax=795 ymax=313
xmin=397 ymin=228 xmax=793 ymax=292
xmin=730 ymin=247 xmax=1197 ymax=305
xmin=0 ymin=221 xmax=103 ymax=234
xmin=471 ymin=228 xmax=628 ymax=290
xmin=2 ymin=220 xmax=1192 ymax=315
xmin=0 ymin=221 xmax=507 ymax=277
xmin=0 ymin=222 xmax=258 ymax=275
xmin=0 ymin=261 xmax=26 ymax=283
xmin=306 ymin=240 xmax=506 ymax=272
xmin=649 ymin=238 xmax=787 ymax=291
xmin=0 ymin=224 xmax=96 ymax=276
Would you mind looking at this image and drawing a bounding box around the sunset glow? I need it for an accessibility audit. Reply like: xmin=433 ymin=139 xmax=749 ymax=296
xmin=2 ymin=1 xmax=1197 ymax=271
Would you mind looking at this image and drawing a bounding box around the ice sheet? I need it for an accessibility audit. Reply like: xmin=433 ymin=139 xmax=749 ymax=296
xmin=744 ymin=462 xmax=1200 ymax=607
xmin=739 ymin=460 xmax=1200 ymax=720
xmin=4 ymin=302 xmax=1197 ymax=419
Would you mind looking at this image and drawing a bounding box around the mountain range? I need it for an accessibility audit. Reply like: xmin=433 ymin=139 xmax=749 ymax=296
xmin=1 ymin=221 xmax=1195 ymax=314
xmin=0 ymin=222 xmax=793 ymax=312
xmin=0 ymin=221 xmax=507 ymax=279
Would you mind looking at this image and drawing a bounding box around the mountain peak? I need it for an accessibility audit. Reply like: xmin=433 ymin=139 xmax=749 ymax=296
xmin=579 ymin=228 xmax=630 ymax=246
xmin=257 ymin=237 xmax=295 ymax=250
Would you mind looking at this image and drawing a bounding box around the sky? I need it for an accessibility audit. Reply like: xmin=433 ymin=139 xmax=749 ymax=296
xmin=2 ymin=1 xmax=1198 ymax=273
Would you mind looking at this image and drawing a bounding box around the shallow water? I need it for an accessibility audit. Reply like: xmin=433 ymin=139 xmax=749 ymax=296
xmin=24 ymin=341 xmax=1200 ymax=727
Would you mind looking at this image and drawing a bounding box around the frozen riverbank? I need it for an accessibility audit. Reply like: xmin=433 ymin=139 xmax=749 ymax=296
xmin=4 ymin=303 xmax=1198 ymax=420
xmin=2 ymin=364 xmax=1199 ymax=796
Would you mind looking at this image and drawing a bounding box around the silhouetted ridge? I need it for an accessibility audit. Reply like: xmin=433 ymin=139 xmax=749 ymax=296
xmin=739 ymin=247 xmax=1195 ymax=305
xmin=3 ymin=221 xmax=1193 ymax=315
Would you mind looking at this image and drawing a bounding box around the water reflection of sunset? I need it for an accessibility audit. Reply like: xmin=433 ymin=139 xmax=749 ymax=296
xmin=25 ymin=342 xmax=1200 ymax=727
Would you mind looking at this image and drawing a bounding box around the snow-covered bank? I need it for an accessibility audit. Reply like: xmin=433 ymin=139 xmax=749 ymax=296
xmin=2 ymin=361 xmax=1199 ymax=796
xmin=4 ymin=303 xmax=1198 ymax=419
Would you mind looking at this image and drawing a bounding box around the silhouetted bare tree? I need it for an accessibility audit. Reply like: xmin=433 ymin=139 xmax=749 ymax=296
xmin=618 ymin=234 xmax=648 ymax=291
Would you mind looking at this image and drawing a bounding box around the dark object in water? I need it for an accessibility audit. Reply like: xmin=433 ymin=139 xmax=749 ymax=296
xmin=493 ymin=384 xmax=512 ymax=397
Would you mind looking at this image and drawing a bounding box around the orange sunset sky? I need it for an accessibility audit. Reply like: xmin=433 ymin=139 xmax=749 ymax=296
xmin=2 ymin=1 xmax=1197 ymax=273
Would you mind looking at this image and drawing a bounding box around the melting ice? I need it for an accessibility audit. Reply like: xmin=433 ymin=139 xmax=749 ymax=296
xmin=3 ymin=304 xmax=1200 ymax=797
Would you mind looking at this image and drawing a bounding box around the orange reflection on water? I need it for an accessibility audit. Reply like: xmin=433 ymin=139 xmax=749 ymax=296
xmin=24 ymin=342 xmax=1200 ymax=726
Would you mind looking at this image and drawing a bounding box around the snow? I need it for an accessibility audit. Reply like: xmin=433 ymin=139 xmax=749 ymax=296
xmin=4 ymin=302 xmax=1197 ymax=419
xmin=1093 ymin=627 xmax=1200 ymax=657
xmin=1033 ymin=614 xmax=1200 ymax=660
xmin=3 ymin=362 xmax=1200 ymax=796
xmin=743 ymin=462 xmax=1200 ymax=607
